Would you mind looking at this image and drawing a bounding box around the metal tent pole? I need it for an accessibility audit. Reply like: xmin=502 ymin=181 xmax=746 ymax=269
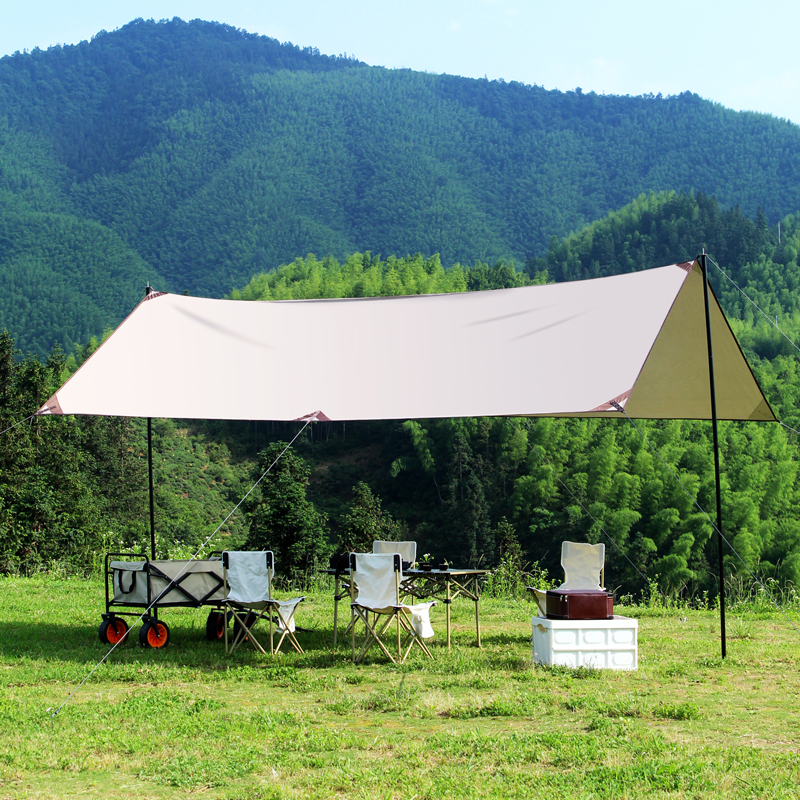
xmin=145 ymin=282 xmax=157 ymax=562
xmin=148 ymin=416 xmax=156 ymax=561
xmin=699 ymin=251 xmax=727 ymax=658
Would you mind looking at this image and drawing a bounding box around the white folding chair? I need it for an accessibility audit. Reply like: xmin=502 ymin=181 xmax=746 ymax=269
xmin=337 ymin=542 xmax=419 ymax=644
xmin=350 ymin=552 xmax=435 ymax=664
xmin=222 ymin=551 xmax=305 ymax=655
xmin=558 ymin=541 xmax=606 ymax=591
xmin=372 ymin=540 xmax=417 ymax=566
xmin=529 ymin=542 xmax=607 ymax=615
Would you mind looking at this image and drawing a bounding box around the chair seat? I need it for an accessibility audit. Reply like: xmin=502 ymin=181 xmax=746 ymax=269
xmin=272 ymin=596 xmax=304 ymax=632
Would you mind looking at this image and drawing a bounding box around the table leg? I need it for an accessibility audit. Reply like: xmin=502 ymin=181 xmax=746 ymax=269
xmin=351 ymin=574 xmax=356 ymax=658
xmin=446 ymin=577 xmax=452 ymax=650
xmin=474 ymin=575 xmax=481 ymax=648
xmin=333 ymin=573 xmax=340 ymax=647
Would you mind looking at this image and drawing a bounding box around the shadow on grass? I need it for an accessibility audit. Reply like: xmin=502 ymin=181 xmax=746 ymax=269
xmin=0 ymin=613 xmax=534 ymax=679
xmin=0 ymin=617 xmax=346 ymax=667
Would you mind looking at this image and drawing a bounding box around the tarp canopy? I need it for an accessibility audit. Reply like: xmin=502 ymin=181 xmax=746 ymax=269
xmin=38 ymin=259 xmax=775 ymax=423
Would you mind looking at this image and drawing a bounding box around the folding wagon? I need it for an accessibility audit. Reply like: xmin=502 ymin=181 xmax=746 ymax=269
xmin=99 ymin=552 xmax=229 ymax=648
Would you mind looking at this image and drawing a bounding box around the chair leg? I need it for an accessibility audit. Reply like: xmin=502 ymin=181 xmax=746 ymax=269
xmin=245 ymin=628 xmax=268 ymax=655
xmin=228 ymin=614 xmax=246 ymax=654
xmin=398 ymin=609 xmax=434 ymax=661
xmin=351 ymin=606 xmax=363 ymax=663
xmin=269 ymin=606 xmax=274 ymax=655
xmin=273 ymin=628 xmax=304 ymax=654
xmin=353 ymin=607 xmax=373 ymax=663
xmin=271 ymin=605 xmax=304 ymax=654
xmin=227 ymin=608 xmax=269 ymax=655
xmin=353 ymin=611 xmax=367 ymax=663
xmin=352 ymin=608 xmax=435 ymax=664
xmin=376 ymin=614 xmax=394 ymax=636
xmin=358 ymin=627 xmax=396 ymax=664
xmin=239 ymin=617 xmax=269 ymax=655
xmin=352 ymin=607 xmax=397 ymax=664
xmin=227 ymin=609 xmax=249 ymax=654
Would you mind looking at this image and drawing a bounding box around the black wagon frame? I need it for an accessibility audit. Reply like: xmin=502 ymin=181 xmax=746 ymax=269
xmin=99 ymin=551 xmax=229 ymax=648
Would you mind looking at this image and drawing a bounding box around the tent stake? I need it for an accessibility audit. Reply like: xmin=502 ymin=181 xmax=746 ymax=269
xmin=700 ymin=251 xmax=727 ymax=658
xmin=148 ymin=416 xmax=156 ymax=560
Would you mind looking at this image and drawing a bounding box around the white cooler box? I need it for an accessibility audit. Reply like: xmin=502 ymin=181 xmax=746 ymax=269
xmin=532 ymin=615 xmax=638 ymax=670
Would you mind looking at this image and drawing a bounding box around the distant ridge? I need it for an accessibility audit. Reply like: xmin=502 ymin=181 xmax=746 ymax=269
xmin=1 ymin=17 xmax=800 ymax=355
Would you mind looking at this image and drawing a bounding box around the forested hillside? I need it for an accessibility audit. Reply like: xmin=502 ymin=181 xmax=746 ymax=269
xmin=3 ymin=17 xmax=800 ymax=355
xmin=3 ymin=17 xmax=800 ymax=598
xmin=4 ymin=193 xmax=800 ymax=602
xmin=229 ymin=192 xmax=800 ymax=593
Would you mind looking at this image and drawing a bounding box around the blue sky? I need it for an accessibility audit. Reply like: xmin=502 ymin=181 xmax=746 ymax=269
xmin=4 ymin=0 xmax=799 ymax=125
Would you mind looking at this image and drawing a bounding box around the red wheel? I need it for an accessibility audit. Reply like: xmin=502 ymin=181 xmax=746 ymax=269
xmin=106 ymin=618 xmax=128 ymax=645
xmin=205 ymin=610 xmax=228 ymax=641
xmin=99 ymin=618 xmax=129 ymax=645
xmin=233 ymin=611 xmax=258 ymax=642
xmin=139 ymin=620 xmax=170 ymax=648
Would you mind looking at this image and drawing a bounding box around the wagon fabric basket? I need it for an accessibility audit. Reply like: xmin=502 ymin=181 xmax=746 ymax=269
xmin=110 ymin=559 xmax=226 ymax=607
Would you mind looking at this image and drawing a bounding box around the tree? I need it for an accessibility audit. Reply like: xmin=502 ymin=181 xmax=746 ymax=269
xmin=338 ymin=481 xmax=405 ymax=553
xmin=441 ymin=431 xmax=495 ymax=567
xmin=245 ymin=443 xmax=331 ymax=576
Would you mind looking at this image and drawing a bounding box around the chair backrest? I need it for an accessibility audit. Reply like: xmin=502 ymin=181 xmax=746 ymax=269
xmin=223 ymin=551 xmax=274 ymax=604
xmin=559 ymin=541 xmax=605 ymax=591
xmin=372 ymin=540 xmax=416 ymax=564
xmin=350 ymin=552 xmax=401 ymax=609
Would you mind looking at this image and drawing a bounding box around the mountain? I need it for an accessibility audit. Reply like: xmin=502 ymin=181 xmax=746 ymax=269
xmin=3 ymin=17 xmax=800 ymax=358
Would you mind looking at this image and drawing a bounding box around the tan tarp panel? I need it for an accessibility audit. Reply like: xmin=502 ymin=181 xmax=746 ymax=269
xmin=38 ymin=260 xmax=775 ymax=423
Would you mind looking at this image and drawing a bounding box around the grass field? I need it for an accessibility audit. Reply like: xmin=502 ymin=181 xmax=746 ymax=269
xmin=1 ymin=573 xmax=799 ymax=799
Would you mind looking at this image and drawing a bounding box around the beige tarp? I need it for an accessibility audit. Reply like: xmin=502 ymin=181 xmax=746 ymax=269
xmin=38 ymin=260 xmax=775 ymax=422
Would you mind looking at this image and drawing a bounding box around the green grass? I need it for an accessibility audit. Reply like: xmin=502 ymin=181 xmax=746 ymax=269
xmin=1 ymin=574 xmax=799 ymax=799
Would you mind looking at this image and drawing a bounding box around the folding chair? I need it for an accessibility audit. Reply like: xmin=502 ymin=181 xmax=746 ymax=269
xmin=372 ymin=540 xmax=417 ymax=566
xmin=335 ymin=542 xmax=418 ymax=645
xmin=222 ymin=551 xmax=305 ymax=655
xmin=529 ymin=541 xmax=606 ymax=616
xmin=558 ymin=541 xmax=606 ymax=591
xmin=350 ymin=552 xmax=435 ymax=664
